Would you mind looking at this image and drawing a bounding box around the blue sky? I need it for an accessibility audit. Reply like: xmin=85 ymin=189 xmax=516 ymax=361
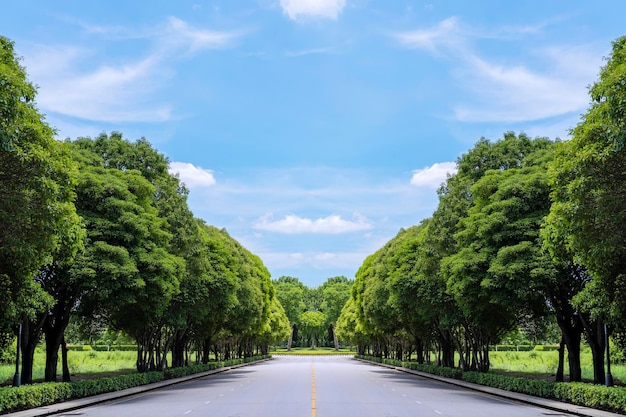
xmin=2 ymin=1 xmax=623 ymax=287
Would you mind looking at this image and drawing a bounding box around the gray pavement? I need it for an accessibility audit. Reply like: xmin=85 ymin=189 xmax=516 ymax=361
xmin=3 ymin=356 xmax=623 ymax=417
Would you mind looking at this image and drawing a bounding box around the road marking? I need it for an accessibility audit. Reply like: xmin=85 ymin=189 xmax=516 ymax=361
xmin=184 ymin=410 xmax=192 ymax=415
xmin=204 ymin=400 xmax=211 ymax=404
xmin=434 ymin=410 xmax=443 ymax=415
xmin=311 ymin=359 xmax=316 ymax=417
xmin=416 ymin=401 xmax=422 ymax=404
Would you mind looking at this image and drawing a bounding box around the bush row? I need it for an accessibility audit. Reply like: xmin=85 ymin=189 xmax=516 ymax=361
xmin=356 ymin=355 xmax=626 ymax=414
xmin=491 ymin=345 xmax=560 ymax=352
xmin=66 ymin=344 xmax=138 ymax=352
xmin=0 ymin=355 xmax=270 ymax=414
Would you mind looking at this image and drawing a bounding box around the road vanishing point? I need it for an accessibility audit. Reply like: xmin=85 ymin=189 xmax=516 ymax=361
xmin=25 ymin=356 xmax=596 ymax=417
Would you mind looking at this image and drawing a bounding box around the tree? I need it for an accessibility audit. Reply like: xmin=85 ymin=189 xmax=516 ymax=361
xmin=335 ymin=297 xmax=368 ymax=354
xmin=388 ymin=223 xmax=443 ymax=363
xmin=67 ymin=144 xmax=184 ymax=373
xmin=171 ymin=222 xmax=238 ymax=366
xmin=273 ymin=276 xmax=306 ymax=349
xmin=352 ymin=242 xmax=402 ymax=358
xmin=427 ymin=132 xmax=553 ymax=371
xmin=320 ymin=276 xmax=353 ymax=350
xmin=441 ymin=145 xmax=553 ymax=372
xmin=0 ymin=36 xmax=83 ymax=380
xmin=544 ymin=36 xmax=626 ymax=383
xmin=257 ymin=296 xmax=291 ymax=353
xmin=298 ymin=311 xmax=327 ymax=349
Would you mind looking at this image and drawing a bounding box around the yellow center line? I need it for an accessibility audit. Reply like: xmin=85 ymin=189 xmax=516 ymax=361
xmin=312 ymin=359 xmax=316 ymax=417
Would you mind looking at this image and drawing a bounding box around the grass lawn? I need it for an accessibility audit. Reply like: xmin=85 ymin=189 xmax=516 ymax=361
xmin=489 ymin=350 xmax=626 ymax=384
xmin=0 ymin=350 xmax=137 ymax=385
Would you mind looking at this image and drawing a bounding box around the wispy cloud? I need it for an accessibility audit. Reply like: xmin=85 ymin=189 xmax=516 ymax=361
xmin=162 ymin=16 xmax=240 ymax=54
xmin=394 ymin=17 xmax=461 ymax=54
xmin=280 ymin=0 xmax=346 ymax=21
xmin=393 ymin=17 xmax=603 ymax=123
xmin=27 ymin=49 xmax=171 ymax=123
xmin=286 ymin=46 xmax=337 ymax=57
xmin=169 ymin=162 xmax=217 ymax=188
xmin=410 ymin=162 xmax=457 ymax=188
xmin=454 ymin=47 xmax=599 ymax=123
xmin=22 ymin=17 xmax=241 ymax=123
xmin=254 ymin=213 xmax=373 ymax=234
xmin=257 ymin=250 xmax=372 ymax=270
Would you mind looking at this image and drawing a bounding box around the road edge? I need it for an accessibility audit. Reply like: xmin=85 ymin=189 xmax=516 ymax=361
xmin=3 ymin=358 xmax=274 ymax=417
xmin=353 ymin=357 xmax=623 ymax=417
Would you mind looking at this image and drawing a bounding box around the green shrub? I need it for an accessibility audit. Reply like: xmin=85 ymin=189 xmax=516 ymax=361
xmin=91 ymin=344 xmax=137 ymax=352
xmin=0 ymin=356 xmax=268 ymax=414
xmin=356 ymin=355 xmax=626 ymax=414
xmin=66 ymin=345 xmax=93 ymax=352
xmin=491 ymin=345 xmax=534 ymax=351
xmin=534 ymin=345 xmax=560 ymax=351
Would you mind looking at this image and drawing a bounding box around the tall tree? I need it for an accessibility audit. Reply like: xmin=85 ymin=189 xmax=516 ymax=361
xmin=441 ymin=145 xmax=553 ymax=372
xmin=428 ymin=132 xmax=552 ymax=370
xmin=388 ymin=223 xmax=442 ymax=363
xmin=544 ymin=36 xmax=626 ymax=383
xmin=320 ymin=276 xmax=353 ymax=350
xmin=273 ymin=276 xmax=306 ymax=349
xmin=0 ymin=36 xmax=83 ymax=378
xmin=68 ymin=145 xmax=184 ymax=373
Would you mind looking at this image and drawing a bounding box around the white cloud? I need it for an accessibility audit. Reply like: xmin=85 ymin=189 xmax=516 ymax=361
xmin=28 ymin=51 xmax=171 ymax=123
xmin=394 ymin=17 xmax=460 ymax=53
xmin=169 ymin=162 xmax=216 ymax=188
xmin=22 ymin=17 xmax=241 ymax=123
xmin=286 ymin=46 xmax=337 ymax=57
xmin=257 ymin=250 xmax=370 ymax=270
xmin=254 ymin=213 xmax=373 ymax=234
xmin=394 ymin=17 xmax=603 ymax=123
xmin=164 ymin=17 xmax=239 ymax=54
xmin=280 ymin=0 xmax=346 ymax=21
xmin=453 ymin=52 xmax=596 ymax=123
xmin=410 ymin=162 xmax=457 ymax=188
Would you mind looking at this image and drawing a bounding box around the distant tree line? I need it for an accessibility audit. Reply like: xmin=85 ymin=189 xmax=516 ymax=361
xmin=273 ymin=276 xmax=352 ymax=350
xmin=0 ymin=36 xmax=290 ymax=384
xmin=336 ymin=36 xmax=626 ymax=384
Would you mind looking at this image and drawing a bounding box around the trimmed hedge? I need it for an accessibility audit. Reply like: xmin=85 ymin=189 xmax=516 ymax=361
xmin=66 ymin=344 xmax=138 ymax=352
xmin=0 ymin=355 xmax=269 ymax=414
xmin=489 ymin=345 xmax=560 ymax=352
xmin=356 ymin=355 xmax=626 ymax=414
xmin=91 ymin=345 xmax=138 ymax=352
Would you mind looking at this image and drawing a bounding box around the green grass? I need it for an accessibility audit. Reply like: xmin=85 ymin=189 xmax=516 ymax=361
xmin=489 ymin=350 xmax=626 ymax=384
xmin=271 ymin=346 xmax=355 ymax=355
xmin=0 ymin=350 xmax=136 ymax=385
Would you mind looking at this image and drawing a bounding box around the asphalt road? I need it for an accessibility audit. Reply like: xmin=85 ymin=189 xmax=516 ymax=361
xmin=51 ymin=356 xmax=578 ymax=417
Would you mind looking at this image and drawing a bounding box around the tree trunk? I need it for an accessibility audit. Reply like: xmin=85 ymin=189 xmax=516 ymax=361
xmin=172 ymin=330 xmax=187 ymax=368
xmin=287 ymin=324 xmax=294 ymax=351
xmin=20 ymin=317 xmax=44 ymax=385
xmin=415 ymin=337 xmax=424 ymax=364
xmin=44 ymin=325 xmax=64 ymax=382
xmin=564 ymin=331 xmax=582 ymax=382
xmin=61 ymin=335 xmax=71 ymax=382
xmin=584 ymin=318 xmax=606 ymax=384
xmin=556 ymin=336 xmax=565 ymax=382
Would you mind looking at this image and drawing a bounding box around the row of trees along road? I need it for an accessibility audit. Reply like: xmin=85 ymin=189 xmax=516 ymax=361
xmin=273 ymin=276 xmax=352 ymax=350
xmin=0 ymin=36 xmax=291 ymax=384
xmin=336 ymin=36 xmax=626 ymax=384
